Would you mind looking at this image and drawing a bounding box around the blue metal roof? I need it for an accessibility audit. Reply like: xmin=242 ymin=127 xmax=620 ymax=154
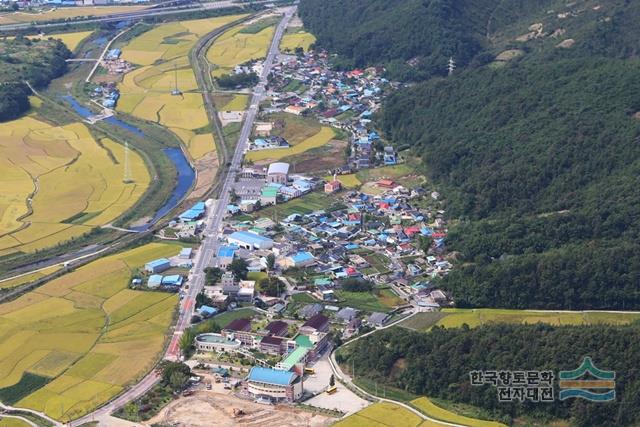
xmin=229 ymin=231 xmax=273 ymax=245
xmin=217 ymin=246 xmax=236 ymax=258
xmin=291 ymin=251 xmax=314 ymax=263
xmin=146 ymin=258 xmax=170 ymax=268
xmin=248 ymin=367 xmax=296 ymax=386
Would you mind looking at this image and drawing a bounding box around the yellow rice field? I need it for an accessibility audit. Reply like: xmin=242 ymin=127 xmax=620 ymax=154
xmin=0 ymin=418 xmax=31 ymax=427
xmin=0 ymin=115 xmax=150 ymax=256
xmin=206 ymin=22 xmax=275 ymax=77
xmin=324 ymin=173 xmax=361 ymax=188
xmin=220 ymin=94 xmax=249 ymax=111
xmin=0 ymin=243 xmax=181 ymax=422
xmin=30 ymin=30 xmax=92 ymax=51
xmin=0 ymin=6 xmax=148 ymax=25
xmin=435 ymin=308 xmax=640 ymax=329
xmin=245 ymin=126 xmax=335 ymax=162
xmin=0 ymin=265 xmax=62 ymax=290
xmin=280 ymin=29 xmax=315 ymax=52
xmin=118 ymin=16 xmax=245 ymax=161
xmin=335 ymin=402 xmax=434 ymax=427
xmin=411 ymin=397 xmax=506 ymax=427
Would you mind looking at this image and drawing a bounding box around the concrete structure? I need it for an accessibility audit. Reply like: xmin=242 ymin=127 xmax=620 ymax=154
xmin=221 ymin=271 xmax=238 ymax=295
xmin=265 ymin=320 xmax=288 ymax=337
xmin=228 ymin=231 xmax=274 ymax=250
xmin=267 ymin=162 xmax=290 ymax=184
xmin=195 ymin=333 xmax=241 ymax=353
xmin=223 ymin=318 xmax=254 ymax=345
xmin=246 ymin=367 xmax=303 ymax=402
xmin=217 ymin=246 xmax=236 ymax=268
xmin=259 ymin=335 xmax=287 ymax=355
xmin=237 ymin=280 xmax=256 ymax=302
xmin=145 ymin=258 xmax=171 ymax=274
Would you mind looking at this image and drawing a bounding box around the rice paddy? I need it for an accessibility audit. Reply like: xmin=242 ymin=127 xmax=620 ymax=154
xmin=411 ymin=397 xmax=506 ymax=427
xmin=245 ymin=126 xmax=335 ymax=162
xmin=0 ymin=265 xmax=62 ymax=290
xmin=401 ymin=309 xmax=640 ymax=331
xmin=117 ymin=16 xmax=244 ymax=161
xmin=206 ymin=20 xmax=275 ymax=77
xmin=0 ymin=6 xmax=148 ymax=25
xmin=280 ymin=29 xmax=315 ymax=52
xmin=324 ymin=173 xmax=361 ymax=188
xmin=335 ymin=402 xmax=433 ymax=427
xmin=30 ymin=30 xmax=92 ymax=51
xmin=0 ymin=243 xmax=182 ymax=422
xmin=0 ymin=115 xmax=150 ymax=256
xmin=220 ymin=93 xmax=249 ymax=111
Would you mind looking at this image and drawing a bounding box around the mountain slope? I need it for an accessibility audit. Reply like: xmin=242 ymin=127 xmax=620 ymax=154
xmin=299 ymin=0 xmax=640 ymax=309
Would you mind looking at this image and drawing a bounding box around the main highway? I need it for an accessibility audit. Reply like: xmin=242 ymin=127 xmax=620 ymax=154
xmin=69 ymin=6 xmax=295 ymax=425
xmin=0 ymin=0 xmax=270 ymax=31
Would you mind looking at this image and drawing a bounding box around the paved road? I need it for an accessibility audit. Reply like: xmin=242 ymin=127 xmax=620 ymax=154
xmin=69 ymin=7 xmax=295 ymax=425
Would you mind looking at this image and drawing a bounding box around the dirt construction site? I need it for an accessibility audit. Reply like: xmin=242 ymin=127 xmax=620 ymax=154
xmin=147 ymin=391 xmax=334 ymax=427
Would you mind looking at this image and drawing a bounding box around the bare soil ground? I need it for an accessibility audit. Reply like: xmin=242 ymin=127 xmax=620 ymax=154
xmin=148 ymin=391 xmax=333 ymax=427
xmin=189 ymin=150 xmax=219 ymax=200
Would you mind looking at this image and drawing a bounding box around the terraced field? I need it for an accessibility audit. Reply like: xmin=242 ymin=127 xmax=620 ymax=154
xmin=206 ymin=19 xmax=275 ymax=77
xmin=117 ymin=16 xmax=244 ymax=163
xmin=0 ymin=6 xmax=148 ymax=25
xmin=0 ymin=243 xmax=182 ymax=421
xmin=0 ymin=114 xmax=150 ymax=256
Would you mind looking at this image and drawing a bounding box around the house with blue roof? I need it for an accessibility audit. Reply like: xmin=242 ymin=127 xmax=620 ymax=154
xmin=162 ymin=275 xmax=183 ymax=287
xmin=246 ymin=367 xmax=303 ymax=402
xmin=285 ymin=251 xmax=316 ymax=268
xmin=198 ymin=305 xmax=218 ymax=317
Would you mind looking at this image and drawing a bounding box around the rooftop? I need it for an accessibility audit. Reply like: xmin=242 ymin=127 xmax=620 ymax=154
xmin=229 ymin=231 xmax=273 ymax=245
xmin=267 ymin=162 xmax=290 ymax=175
xmin=225 ymin=318 xmax=251 ymax=331
xmin=248 ymin=366 xmax=297 ymax=386
xmin=279 ymin=346 xmax=310 ymax=371
xmin=303 ymin=313 xmax=329 ymax=330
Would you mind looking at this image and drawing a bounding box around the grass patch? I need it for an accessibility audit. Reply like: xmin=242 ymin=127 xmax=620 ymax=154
xmin=353 ymin=377 xmax=418 ymax=402
xmin=335 ymin=290 xmax=391 ymax=313
xmin=255 ymin=191 xmax=345 ymax=219
xmin=239 ymin=17 xmax=281 ymax=34
xmin=211 ymin=307 xmax=257 ymax=328
xmin=247 ymin=271 xmax=267 ymax=282
xmin=399 ymin=312 xmax=449 ymax=331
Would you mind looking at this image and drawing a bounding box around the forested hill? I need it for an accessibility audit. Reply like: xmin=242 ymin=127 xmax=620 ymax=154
xmin=338 ymin=324 xmax=640 ymax=426
xmin=299 ymin=0 xmax=640 ymax=310
xmin=298 ymin=0 xmax=558 ymax=80
xmin=0 ymin=37 xmax=71 ymax=121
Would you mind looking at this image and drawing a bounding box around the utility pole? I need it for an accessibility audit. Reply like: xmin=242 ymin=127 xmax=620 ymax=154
xmin=447 ymin=57 xmax=456 ymax=76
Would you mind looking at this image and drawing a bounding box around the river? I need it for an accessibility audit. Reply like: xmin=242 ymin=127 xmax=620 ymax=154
xmin=63 ymin=96 xmax=195 ymax=230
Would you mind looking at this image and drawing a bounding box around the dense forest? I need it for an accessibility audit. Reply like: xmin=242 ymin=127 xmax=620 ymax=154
xmin=299 ymin=0 xmax=640 ymax=309
xmin=338 ymin=324 xmax=640 ymax=426
xmin=298 ymin=0 xmax=558 ymax=80
xmin=0 ymin=37 xmax=70 ymax=121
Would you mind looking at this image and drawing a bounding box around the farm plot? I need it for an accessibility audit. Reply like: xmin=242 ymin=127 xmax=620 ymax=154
xmin=0 ymin=115 xmax=150 ymax=256
xmin=335 ymin=402 xmax=425 ymax=427
xmin=0 ymin=265 xmax=62 ymax=290
xmin=280 ymin=29 xmax=315 ymax=53
xmin=245 ymin=126 xmax=335 ymax=162
xmin=411 ymin=397 xmax=506 ymax=427
xmin=117 ymin=16 xmax=244 ymax=163
xmin=0 ymin=243 xmax=182 ymax=422
xmin=401 ymin=309 xmax=640 ymax=331
xmin=206 ymin=21 xmax=275 ymax=77
xmin=30 ymin=31 xmax=92 ymax=51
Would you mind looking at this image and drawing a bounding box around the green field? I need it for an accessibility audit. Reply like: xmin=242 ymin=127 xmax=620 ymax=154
xmin=255 ymin=191 xmax=344 ymax=219
xmin=0 ymin=243 xmax=183 ymax=421
xmin=400 ymin=309 xmax=640 ymax=331
xmin=211 ymin=308 xmax=257 ymax=328
xmin=280 ymin=29 xmax=316 ymax=52
xmin=335 ymin=290 xmax=393 ymax=313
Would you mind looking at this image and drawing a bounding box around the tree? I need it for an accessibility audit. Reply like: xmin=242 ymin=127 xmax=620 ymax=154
xmin=230 ymin=258 xmax=248 ymax=280
xmin=417 ymin=235 xmax=432 ymax=253
xmin=178 ymin=329 xmax=196 ymax=359
xmin=266 ymin=253 xmax=276 ymax=271
xmin=341 ymin=278 xmax=373 ymax=292
xmin=159 ymin=361 xmax=191 ymax=392
xmin=329 ymin=374 xmax=335 ymax=387
xmin=258 ymin=277 xmax=283 ymax=297
xmin=204 ymin=267 xmax=223 ymax=285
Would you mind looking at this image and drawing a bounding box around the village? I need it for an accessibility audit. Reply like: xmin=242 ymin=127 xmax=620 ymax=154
xmin=140 ymin=46 xmax=456 ymax=419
